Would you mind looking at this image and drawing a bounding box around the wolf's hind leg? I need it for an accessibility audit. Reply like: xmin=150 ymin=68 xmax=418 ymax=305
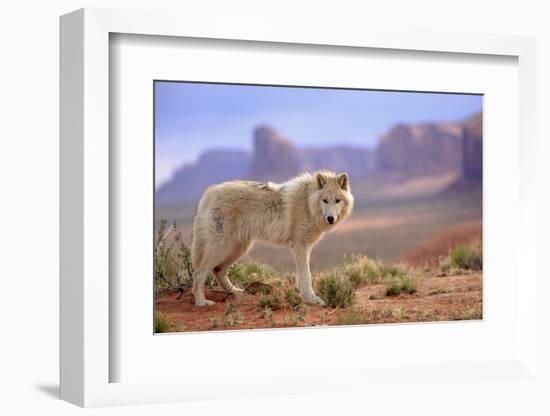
xmin=214 ymin=264 xmax=243 ymax=294
xmin=213 ymin=242 xmax=251 ymax=294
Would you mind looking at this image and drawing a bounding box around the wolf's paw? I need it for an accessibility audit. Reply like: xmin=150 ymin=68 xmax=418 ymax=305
xmin=195 ymin=299 xmax=216 ymax=307
xmin=226 ymin=287 xmax=247 ymax=303
xmin=303 ymin=294 xmax=326 ymax=307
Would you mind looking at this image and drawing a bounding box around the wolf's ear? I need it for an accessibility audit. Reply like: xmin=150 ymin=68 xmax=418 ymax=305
xmin=337 ymin=173 xmax=349 ymax=190
xmin=316 ymin=173 xmax=327 ymax=189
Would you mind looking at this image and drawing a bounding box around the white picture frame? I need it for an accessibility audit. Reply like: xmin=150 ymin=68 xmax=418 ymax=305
xmin=60 ymin=8 xmax=537 ymax=408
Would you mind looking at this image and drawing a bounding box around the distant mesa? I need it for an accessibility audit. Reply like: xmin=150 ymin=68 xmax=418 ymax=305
xmin=375 ymin=113 xmax=481 ymax=182
xmin=155 ymin=150 xmax=249 ymax=205
xmin=299 ymin=145 xmax=374 ymax=181
xmin=248 ymin=125 xmax=374 ymax=182
xmin=248 ymin=125 xmax=301 ymax=181
xmin=461 ymin=112 xmax=483 ymax=182
xmin=376 ymin=122 xmax=463 ymax=176
xmin=155 ymin=112 xmax=482 ymax=205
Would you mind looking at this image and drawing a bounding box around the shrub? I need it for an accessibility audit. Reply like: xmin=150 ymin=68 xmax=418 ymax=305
xmin=154 ymin=312 xmax=182 ymax=333
xmin=154 ymin=220 xmax=194 ymax=291
xmin=316 ymin=272 xmax=356 ymax=308
xmin=400 ymin=276 xmax=417 ymax=294
xmin=461 ymin=306 xmax=483 ymax=320
xmin=284 ymin=288 xmax=304 ymax=309
xmin=384 ymin=275 xmax=417 ymax=296
xmin=228 ymin=262 xmax=275 ymax=287
xmin=257 ymin=292 xmax=282 ymax=310
xmin=343 ymin=254 xmax=381 ymax=287
xmin=342 ymin=254 xmax=409 ymax=288
xmin=448 ymin=243 xmax=482 ymax=271
xmin=384 ymin=279 xmax=402 ymax=297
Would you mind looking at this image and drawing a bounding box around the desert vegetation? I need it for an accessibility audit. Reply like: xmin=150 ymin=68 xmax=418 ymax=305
xmin=155 ymin=220 xmax=483 ymax=332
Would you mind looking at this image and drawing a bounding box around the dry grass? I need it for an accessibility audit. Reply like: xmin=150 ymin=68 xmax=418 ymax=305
xmin=154 ymin=312 xmax=183 ymax=333
xmin=154 ymin=219 xmax=194 ymax=292
xmin=257 ymin=291 xmax=283 ymax=311
xmin=439 ymin=239 xmax=483 ymax=275
xmin=316 ymin=272 xmax=356 ymax=308
xmin=384 ymin=275 xmax=417 ymax=296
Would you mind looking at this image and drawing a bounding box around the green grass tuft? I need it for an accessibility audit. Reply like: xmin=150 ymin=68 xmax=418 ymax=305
xmin=384 ymin=275 xmax=417 ymax=296
xmin=343 ymin=254 xmax=381 ymax=287
xmin=284 ymin=288 xmax=304 ymax=309
xmin=154 ymin=220 xmax=194 ymax=292
xmin=228 ymin=262 xmax=275 ymax=287
xmin=448 ymin=243 xmax=482 ymax=271
xmin=342 ymin=254 xmax=409 ymax=288
xmin=257 ymin=292 xmax=282 ymax=310
xmin=154 ymin=312 xmax=182 ymax=333
xmin=316 ymin=272 xmax=356 ymax=308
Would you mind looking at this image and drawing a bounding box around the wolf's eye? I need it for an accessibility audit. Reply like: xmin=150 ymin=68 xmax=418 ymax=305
xmin=335 ymin=199 xmax=341 ymax=203
xmin=322 ymin=199 xmax=328 ymax=204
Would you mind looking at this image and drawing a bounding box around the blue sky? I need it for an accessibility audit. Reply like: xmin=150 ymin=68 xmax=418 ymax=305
xmin=155 ymin=81 xmax=482 ymax=187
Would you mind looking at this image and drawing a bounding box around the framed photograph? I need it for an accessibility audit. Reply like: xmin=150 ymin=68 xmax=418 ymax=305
xmin=60 ymin=8 xmax=538 ymax=407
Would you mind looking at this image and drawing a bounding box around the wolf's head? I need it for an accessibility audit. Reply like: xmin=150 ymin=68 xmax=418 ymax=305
xmin=309 ymin=171 xmax=354 ymax=228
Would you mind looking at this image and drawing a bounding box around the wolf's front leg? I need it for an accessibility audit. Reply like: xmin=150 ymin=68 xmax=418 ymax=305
xmin=292 ymin=245 xmax=325 ymax=306
xmin=192 ymin=267 xmax=215 ymax=306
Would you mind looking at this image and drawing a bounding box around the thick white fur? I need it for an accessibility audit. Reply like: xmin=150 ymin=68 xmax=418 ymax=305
xmin=191 ymin=171 xmax=354 ymax=306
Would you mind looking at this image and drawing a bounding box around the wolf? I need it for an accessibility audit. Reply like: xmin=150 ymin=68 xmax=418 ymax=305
xmin=190 ymin=171 xmax=354 ymax=306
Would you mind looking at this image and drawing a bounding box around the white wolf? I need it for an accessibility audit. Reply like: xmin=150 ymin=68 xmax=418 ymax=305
xmin=191 ymin=171 xmax=354 ymax=306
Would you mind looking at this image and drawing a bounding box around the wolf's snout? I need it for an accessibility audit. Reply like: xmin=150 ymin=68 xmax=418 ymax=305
xmin=327 ymin=215 xmax=335 ymax=224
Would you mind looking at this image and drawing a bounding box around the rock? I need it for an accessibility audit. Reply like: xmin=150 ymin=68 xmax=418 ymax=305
xmin=461 ymin=113 xmax=482 ymax=182
xmin=156 ymin=149 xmax=249 ymax=205
xmin=376 ymin=122 xmax=463 ymax=176
xmin=299 ymin=145 xmax=374 ymax=179
xmin=248 ymin=125 xmax=301 ymax=181
xmin=244 ymin=281 xmax=273 ymax=295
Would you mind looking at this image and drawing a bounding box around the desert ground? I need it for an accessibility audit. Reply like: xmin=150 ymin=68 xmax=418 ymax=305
xmin=156 ymin=272 xmax=482 ymax=332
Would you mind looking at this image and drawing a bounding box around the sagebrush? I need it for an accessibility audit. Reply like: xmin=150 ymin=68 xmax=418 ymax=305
xmin=316 ymin=272 xmax=356 ymax=308
xmin=154 ymin=219 xmax=194 ymax=291
xmin=154 ymin=312 xmax=182 ymax=333
xmin=440 ymin=240 xmax=483 ymax=273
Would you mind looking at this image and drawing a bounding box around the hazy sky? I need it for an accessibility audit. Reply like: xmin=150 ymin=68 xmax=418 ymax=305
xmin=155 ymin=81 xmax=482 ymax=188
